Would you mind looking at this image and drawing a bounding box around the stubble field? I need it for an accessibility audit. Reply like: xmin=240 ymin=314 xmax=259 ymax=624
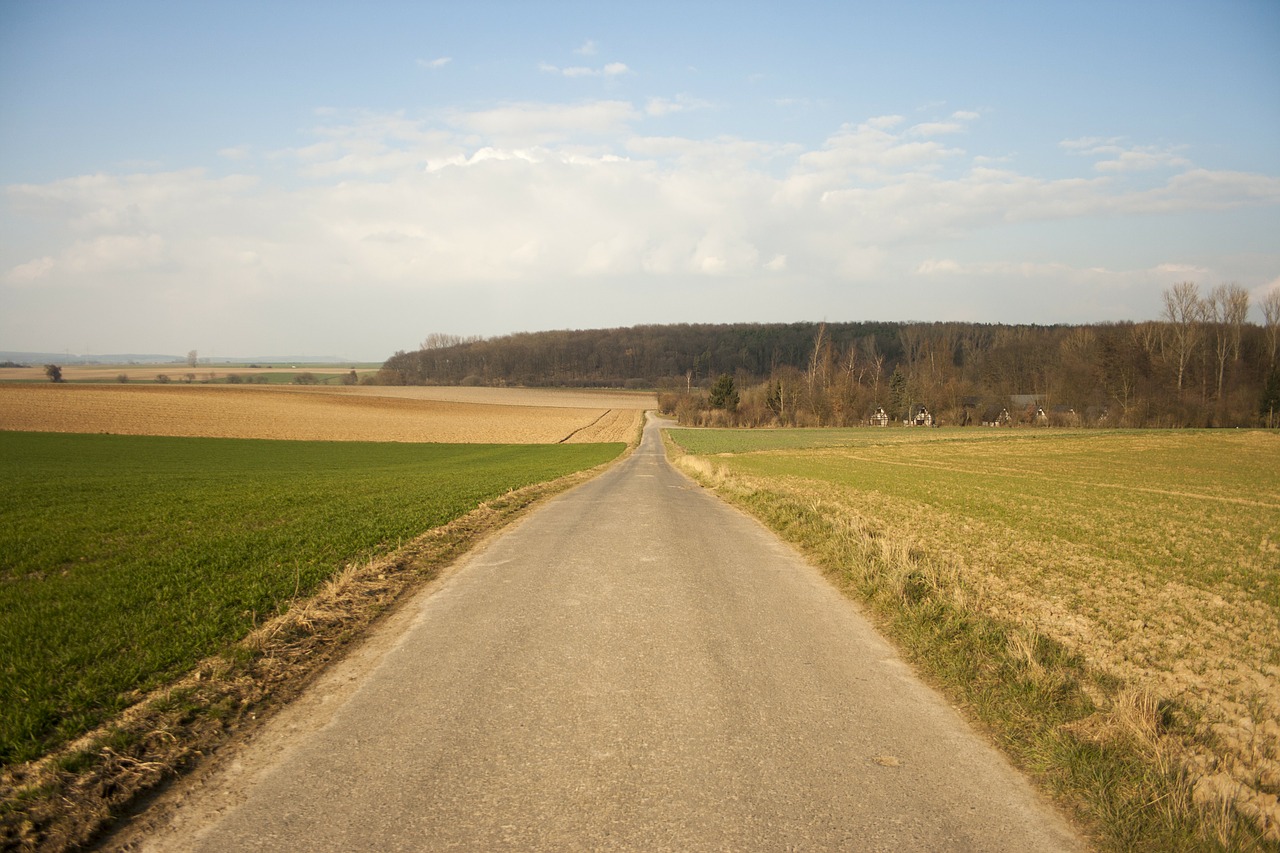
xmin=669 ymin=427 xmax=1280 ymax=850
xmin=0 ymin=384 xmax=651 ymax=444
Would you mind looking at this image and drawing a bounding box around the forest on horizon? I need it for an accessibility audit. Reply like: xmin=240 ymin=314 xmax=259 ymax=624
xmin=381 ymin=284 xmax=1280 ymax=429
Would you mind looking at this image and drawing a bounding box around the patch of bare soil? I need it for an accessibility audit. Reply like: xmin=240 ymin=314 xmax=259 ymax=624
xmin=0 ymin=461 xmax=621 ymax=852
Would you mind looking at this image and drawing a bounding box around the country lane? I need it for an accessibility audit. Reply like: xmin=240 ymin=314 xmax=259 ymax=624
xmin=130 ymin=414 xmax=1084 ymax=852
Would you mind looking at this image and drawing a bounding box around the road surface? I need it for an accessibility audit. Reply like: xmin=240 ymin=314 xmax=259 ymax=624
xmin=133 ymin=415 xmax=1084 ymax=852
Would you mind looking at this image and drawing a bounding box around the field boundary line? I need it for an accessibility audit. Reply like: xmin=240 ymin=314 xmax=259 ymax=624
xmin=557 ymin=408 xmax=612 ymax=443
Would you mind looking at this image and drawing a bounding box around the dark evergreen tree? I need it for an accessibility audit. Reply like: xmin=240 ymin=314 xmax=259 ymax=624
xmin=708 ymin=374 xmax=739 ymax=411
xmin=1261 ymin=368 xmax=1280 ymax=427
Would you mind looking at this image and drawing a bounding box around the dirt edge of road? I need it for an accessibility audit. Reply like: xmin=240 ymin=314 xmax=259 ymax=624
xmin=0 ymin=444 xmax=637 ymax=853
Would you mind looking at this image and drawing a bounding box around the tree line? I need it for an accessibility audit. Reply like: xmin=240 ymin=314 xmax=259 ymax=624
xmin=380 ymin=283 xmax=1280 ymax=428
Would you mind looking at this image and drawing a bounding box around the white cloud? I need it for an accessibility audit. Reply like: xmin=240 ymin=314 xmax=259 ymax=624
xmin=1154 ymin=262 xmax=1210 ymax=276
xmin=575 ymin=40 xmax=598 ymax=56
xmin=5 ymin=255 xmax=55 ymax=283
xmin=1122 ymin=169 xmax=1280 ymax=212
xmin=218 ymin=146 xmax=251 ymax=161
xmin=284 ymin=112 xmax=464 ymax=176
xmin=62 ymin=233 xmax=167 ymax=275
xmin=449 ymin=101 xmax=638 ymax=143
xmin=867 ymin=115 xmax=905 ymax=130
xmin=417 ymin=56 xmax=452 ymax=69
xmin=781 ymin=117 xmax=966 ymax=202
xmin=4 ymin=105 xmax=1276 ymax=355
xmin=908 ymin=110 xmax=978 ymax=137
xmin=915 ymin=258 xmax=962 ymax=275
xmin=909 ymin=121 xmax=964 ymax=136
xmin=538 ymin=61 xmax=629 ymax=78
xmin=910 ymin=259 xmax=1243 ymax=299
xmin=1060 ymin=136 xmax=1122 ymax=153
xmin=6 ymin=170 xmax=258 ymax=233
xmin=645 ymin=95 xmax=713 ymax=117
xmin=1060 ymin=137 xmax=1191 ymax=172
xmin=1096 ymin=148 xmax=1190 ymax=173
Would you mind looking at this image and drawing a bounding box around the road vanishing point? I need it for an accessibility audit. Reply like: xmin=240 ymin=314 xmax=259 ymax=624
xmin=131 ymin=415 xmax=1084 ymax=852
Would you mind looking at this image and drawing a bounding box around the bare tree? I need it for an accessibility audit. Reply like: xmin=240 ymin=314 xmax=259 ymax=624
xmin=836 ymin=344 xmax=861 ymax=425
xmin=807 ymin=322 xmax=827 ymax=399
xmin=1261 ymin=288 xmax=1280 ymax=367
xmin=1161 ymin=281 xmax=1204 ymax=392
xmin=1206 ymin=283 xmax=1249 ymax=400
xmin=898 ymin=325 xmax=925 ymax=376
xmin=1226 ymin=284 xmax=1250 ymax=362
xmin=806 ymin=323 xmax=834 ymax=424
xmin=421 ymin=333 xmax=464 ymax=350
xmin=187 ymin=350 xmax=198 ymax=368
xmin=860 ymin=335 xmax=885 ymax=405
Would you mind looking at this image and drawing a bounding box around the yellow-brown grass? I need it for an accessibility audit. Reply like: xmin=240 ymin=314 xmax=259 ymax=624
xmin=671 ymin=430 xmax=1280 ymax=845
xmin=0 ymin=384 xmax=648 ymax=444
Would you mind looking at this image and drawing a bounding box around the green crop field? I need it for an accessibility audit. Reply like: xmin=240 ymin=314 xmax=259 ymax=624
xmin=0 ymin=432 xmax=622 ymax=765
xmin=668 ymin=426 xmax=1280 ymax=849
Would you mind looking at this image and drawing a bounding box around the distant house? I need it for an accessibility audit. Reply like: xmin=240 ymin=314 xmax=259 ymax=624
xmin=982 ymin=406 xmax=1012 ymax=427
xmin=869 ymin=406 xmax=889 ymax=427
xmin=1009 ymin=394 xmax=1042 ymax=409
xmin=1010 ymin=394 xmax=1047 ymax=425
xmin=906 ymin=404 xmax=933 ymax=427
xmin=1050 ymin=405 xmax=1079 ymax=427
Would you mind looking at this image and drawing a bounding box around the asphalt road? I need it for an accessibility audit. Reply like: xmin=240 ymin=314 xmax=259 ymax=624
xmin=138 ymin=415 xmax=1084 ymax=852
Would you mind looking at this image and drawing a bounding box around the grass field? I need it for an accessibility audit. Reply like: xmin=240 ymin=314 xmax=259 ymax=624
xmin=668 ymin=427 xmax=1280 ymax=850
xmin=0 ymin=431 xmax=624 ymax=765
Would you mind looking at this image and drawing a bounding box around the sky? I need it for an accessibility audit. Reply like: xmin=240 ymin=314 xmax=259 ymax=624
xmin=2 ymin=1 xmax=1278 ymax=361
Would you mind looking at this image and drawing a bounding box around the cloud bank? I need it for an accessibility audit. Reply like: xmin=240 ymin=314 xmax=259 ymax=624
xmin=3 ymin=101 xmax=1278 ymax=357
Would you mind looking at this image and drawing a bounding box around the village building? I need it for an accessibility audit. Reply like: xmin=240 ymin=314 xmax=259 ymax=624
xmin=982 ymin=406 xmax=1012 ymax=427
xmin=1050 ymin=405 xmax=1080 ymax=427
xmin=905 ymin=404 xmax=933 ymax=427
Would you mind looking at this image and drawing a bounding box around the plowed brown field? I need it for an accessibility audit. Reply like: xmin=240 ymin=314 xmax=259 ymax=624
xmin=0 ymin=384 xmax=649 ymax=444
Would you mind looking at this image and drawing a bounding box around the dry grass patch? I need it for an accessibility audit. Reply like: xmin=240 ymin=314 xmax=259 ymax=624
xmin=669 ymin=428 xmax=1280 ymax=850
xmin=0 ymin=384 xmax=642 ymax=444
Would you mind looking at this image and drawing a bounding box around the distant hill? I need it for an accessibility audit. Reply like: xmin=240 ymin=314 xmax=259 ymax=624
xmin=379 ymin=320 xmax=1279 ymax=429
xmin=0 ymin=352 xmax=351 ymax=365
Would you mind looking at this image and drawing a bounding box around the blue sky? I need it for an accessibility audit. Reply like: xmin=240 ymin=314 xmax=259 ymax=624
xmin=2 ymin=0 xmax=1278 ymax=360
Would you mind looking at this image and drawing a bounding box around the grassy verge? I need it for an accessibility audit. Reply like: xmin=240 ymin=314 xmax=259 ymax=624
xmin=0 ymin=432 xmax=623 ymax=765
xmin=665 ymin=427 xmax=1279 ymax=851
